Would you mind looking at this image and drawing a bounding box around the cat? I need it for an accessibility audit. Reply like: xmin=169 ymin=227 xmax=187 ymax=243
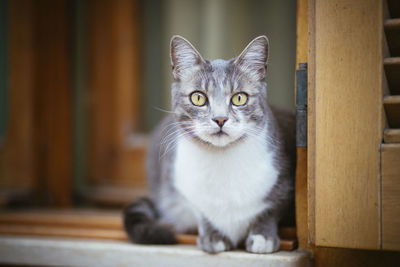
xmin=123 ymin=35 xmax=296 ymax=254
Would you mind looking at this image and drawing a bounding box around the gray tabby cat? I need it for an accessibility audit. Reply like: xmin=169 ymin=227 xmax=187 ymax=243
xmin=124 ymin=35 xmax=295 ymax=254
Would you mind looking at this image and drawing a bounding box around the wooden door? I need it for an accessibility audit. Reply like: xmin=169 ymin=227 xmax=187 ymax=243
xmin=307 ymin=0 xmax=400 ymax=251
xmin=382 ymin=0 xmax=400 ymax=251
xmin=0 ymin=0 xmax=72 ymax=207
xmin=308 ymin=0 xmax=384 ymax=250
xmin=85 ymin=0 xmax=147 ymax=206
xmin=0 ymin=0 xmax=146 ymax=208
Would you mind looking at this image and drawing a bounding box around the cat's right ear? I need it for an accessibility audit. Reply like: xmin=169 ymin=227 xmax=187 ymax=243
xmin=170 ymin=35 xmax=205 ymax=80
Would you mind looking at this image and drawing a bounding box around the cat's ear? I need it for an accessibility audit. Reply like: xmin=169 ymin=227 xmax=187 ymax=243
xmin=170 ymin=35 xmax=205 ymax=80
xmin=234 ymin=36 xmax=269 ymax=81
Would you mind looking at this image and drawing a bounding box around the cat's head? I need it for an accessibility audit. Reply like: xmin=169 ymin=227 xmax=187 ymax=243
xmin=170 ymin=35 xmax=269 ymax=147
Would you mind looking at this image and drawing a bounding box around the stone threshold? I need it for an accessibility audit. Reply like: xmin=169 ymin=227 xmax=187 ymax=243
xmin=0 ymin=236 xmax=311 ymax=267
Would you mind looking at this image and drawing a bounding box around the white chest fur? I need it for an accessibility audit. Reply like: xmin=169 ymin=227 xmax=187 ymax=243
xmin=173 ymin=132 xmax=279 ymax=245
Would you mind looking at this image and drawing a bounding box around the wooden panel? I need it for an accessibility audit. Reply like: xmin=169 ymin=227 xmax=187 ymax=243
xmin=33 ymin=0 xmax=72 ymax=206
xmin=384 ymin=57 xmax=400 ymax=95
xmin=1 ymin=1 xmax=73 ymax=207
xmin=0 ymin=210 xmax=122 ymax=229
xmin=295 ymin=0 xmax=308 ymax=249
xmin=384 ymin=95 xmax=400 ymax=127
xmin=0 ymin=0 xmax=32 ymax=187
xmin=307 ymin=0 xmax=316 ymax=246
xmin=312 ymin=247 xmax=400 ymax=267
xmin=87 ymin=0 xmax=146 ymax=189
xmin=313 ymin=0 xmax=382 ymax=249
xmin=295 ymin=147 xmax=308 ymax=248
xmin=0 ymin=0 xmax=35 ymax=190
xmin=296 ymin=0 xmax=308 ymax=65
xmin=381 ymin=144 xmax=400 ymax=250
xmin=384 ymin=129 xmax=400 ymax=143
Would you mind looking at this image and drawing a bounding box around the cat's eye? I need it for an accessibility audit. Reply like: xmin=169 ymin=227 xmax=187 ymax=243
xmin=190 ymin=92 xmax=207 ymax=106
xmin=231 ymin=93 xmax=248 ymax=106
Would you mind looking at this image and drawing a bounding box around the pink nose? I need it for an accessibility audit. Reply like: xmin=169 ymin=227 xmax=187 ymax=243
xmin=212 ymin=117 xmax=228 ymax=127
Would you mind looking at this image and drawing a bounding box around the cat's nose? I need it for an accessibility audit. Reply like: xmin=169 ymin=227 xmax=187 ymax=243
xmin=212 ymin=117 xmax=228 ymax=127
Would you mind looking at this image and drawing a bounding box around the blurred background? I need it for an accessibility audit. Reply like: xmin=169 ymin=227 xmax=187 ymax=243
xmin=0 ymin=0 xmax=296 ymax=210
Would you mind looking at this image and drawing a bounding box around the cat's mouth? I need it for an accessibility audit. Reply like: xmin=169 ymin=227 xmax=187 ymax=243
xmin=212 ymin=130 xmax=228 ymax=137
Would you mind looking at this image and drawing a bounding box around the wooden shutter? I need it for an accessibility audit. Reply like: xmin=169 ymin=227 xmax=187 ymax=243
xmin=382 ymin=0 xmax=400 ymax=251
xmin=308 ymin=0 xmax=383 ymax=249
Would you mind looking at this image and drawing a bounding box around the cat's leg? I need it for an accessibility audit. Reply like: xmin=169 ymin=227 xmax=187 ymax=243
xmin=196 ymin=217 xmax=234 ymax=254
xmin=245 ymin=211 xmax=280 ymax=253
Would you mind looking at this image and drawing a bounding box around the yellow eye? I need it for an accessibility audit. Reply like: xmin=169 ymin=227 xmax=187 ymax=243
xmin=231 ymin=93 xmax=248 ymax=106
xmin=190 ymin=92 xmax=207 ymax=106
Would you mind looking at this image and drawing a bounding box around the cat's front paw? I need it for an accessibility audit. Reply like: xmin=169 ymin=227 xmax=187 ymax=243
xmin=245 ymin=234 xmax=280 ymax=253
xmin=197 ymin=233 xmax=233 ymax=254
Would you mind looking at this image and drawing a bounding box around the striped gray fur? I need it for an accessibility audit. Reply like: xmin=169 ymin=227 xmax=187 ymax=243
xmin=124 ymin=35 xmax=295 ymax=253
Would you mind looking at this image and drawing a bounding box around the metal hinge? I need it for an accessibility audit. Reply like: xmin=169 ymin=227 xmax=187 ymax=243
xmin=296 ymin=63 xmax=307 ymax=147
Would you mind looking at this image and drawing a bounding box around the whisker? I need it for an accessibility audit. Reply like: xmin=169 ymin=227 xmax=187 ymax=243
xmin=152 ymin=106 xmax=178 ymax=115
xmin=160 ymin=121 xmax=192 ymax=139
xmin=160 ymin=128 xmax=196 ymax=159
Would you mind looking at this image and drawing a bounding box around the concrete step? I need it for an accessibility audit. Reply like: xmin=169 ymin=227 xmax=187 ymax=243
xmin=0 ymin=236 xmax=311 ymax=267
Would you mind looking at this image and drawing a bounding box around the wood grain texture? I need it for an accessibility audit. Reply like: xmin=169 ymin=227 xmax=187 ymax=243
xmin=384 ymin=129 xmax=400 ymax=143
xmin=0 ymin=225 xmax=127 ymax=241
xmin=295 ymin=0 xmax=308 ymax=249
xmin=296 ymin=0 xmax=308 ymax=65
xmin=314 ymin=0 xmax=382 ymax=249
xmin=0 ymin=0 xmax=35 ymax=190
xmin=0 ymin=210 xmax=297 ymax=250
xmin=312 ymin=246 xmax=400 ymax=267
xmin=0 ymin=210 xmax=123 ymax=229
xmin=33 ymin=0 xmax=72 ymax=207
xmin=0 ymin=210 xmax=296 ymax=239
xmin=381 ymin=144 xmax=400 ymax=250
xmin=307 ymin=0 xmax=316 ymax=246
xmin=87 ymin=0 xmax=146 ymax=190
xmin=1 ymin=1 xmax=73 ymax=207
xmin=295 ymin=147 xmax=308 ymax=249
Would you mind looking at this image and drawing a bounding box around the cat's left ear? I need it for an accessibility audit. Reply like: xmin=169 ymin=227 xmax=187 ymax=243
xmin=170 ymin=35 xmax=205 ymax=80
xmin=234 ymin=36 xmax=269 ymax=81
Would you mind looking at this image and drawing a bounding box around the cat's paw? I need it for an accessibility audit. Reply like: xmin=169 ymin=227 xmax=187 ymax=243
xmin=197 ymin=233 xmax=233 ymax=254
xmin=245 ymin=234 xmax=280 ymax=253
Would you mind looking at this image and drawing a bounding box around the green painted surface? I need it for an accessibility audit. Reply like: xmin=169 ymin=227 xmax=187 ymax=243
xmin=142 ymin=0 xmax=164 ymax=131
